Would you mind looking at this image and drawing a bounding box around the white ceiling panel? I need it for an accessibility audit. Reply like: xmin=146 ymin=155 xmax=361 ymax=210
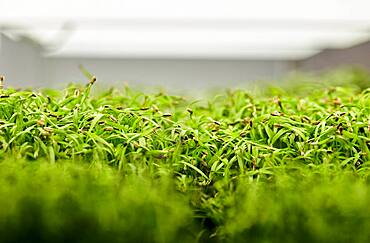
xmin=1 ymin=0 xmax=370 ymax=59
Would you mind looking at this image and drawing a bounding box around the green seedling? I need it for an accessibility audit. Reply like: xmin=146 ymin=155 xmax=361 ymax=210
xmin=0 ymin=69 xmax=369 ymax=242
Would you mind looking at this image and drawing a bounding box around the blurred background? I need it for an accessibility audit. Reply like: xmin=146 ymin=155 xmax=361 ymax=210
xmin=1 ymin=0 xmax=370 ymax=91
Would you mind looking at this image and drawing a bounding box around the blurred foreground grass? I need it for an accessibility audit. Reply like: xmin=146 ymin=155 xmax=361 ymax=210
xmin=0 ymin=68 xmax=370 ymax=242
xmin=1 ymin=160 xmax=370 ymax=243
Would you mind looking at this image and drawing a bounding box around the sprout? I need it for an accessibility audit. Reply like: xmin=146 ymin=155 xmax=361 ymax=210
xmin=89 ymin=75 xmax=97 ymax=85
xmin=0 ymin=75 xmax=4 ymax=90
xmin=0 ymin=70 xmax=370 ymax=242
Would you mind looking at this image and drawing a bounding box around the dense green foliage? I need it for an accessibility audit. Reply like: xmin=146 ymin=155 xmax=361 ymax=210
xmin=1 ymin=69 xmax=370 ymax=242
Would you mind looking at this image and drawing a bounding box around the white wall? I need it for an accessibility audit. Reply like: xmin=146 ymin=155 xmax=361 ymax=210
xmin=44 ymin=57 xmax=294 ymax=92
xmin=0 ymin=34 xmax=44 ymax=87
xmin=1 ymin=34 xmax=295 ymax=92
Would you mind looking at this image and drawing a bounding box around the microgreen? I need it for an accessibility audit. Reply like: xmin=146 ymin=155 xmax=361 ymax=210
xmin=0 ymin=69 xmax=370 ymax=242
